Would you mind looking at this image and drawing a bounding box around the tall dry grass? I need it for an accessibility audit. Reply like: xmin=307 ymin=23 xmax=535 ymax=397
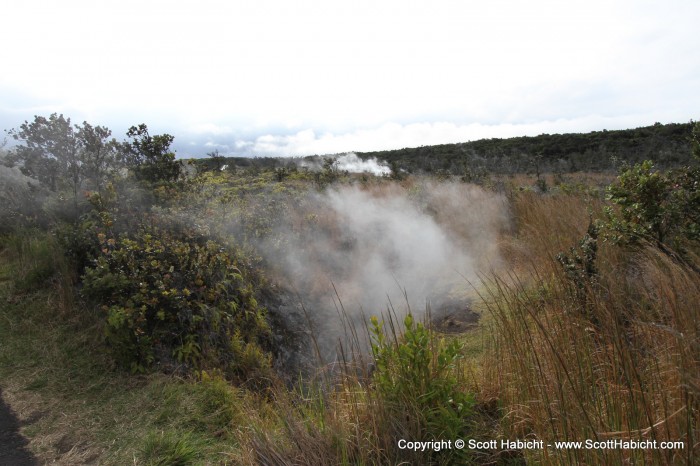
xmin=482 ymin=191 xmax=699 ymax=464
xmin=237 ymin=297 xmax=499 ymax=465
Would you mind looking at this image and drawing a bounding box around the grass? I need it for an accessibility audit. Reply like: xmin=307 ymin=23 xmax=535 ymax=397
xmin=479 ymin=191 xmax=699 ymax=464
xmin=138 ymin=430 xmax=203 ymax=466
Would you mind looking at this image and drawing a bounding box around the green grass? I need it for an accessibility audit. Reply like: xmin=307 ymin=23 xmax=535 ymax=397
xmin=0 ymin=233 xmax=258 ymax=464
xmin=138 ymin=430 xmax=203 ymax=466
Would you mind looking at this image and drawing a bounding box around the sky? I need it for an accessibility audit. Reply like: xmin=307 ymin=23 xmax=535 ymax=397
xmin=1 ymin=0 xmax=698 ymax=158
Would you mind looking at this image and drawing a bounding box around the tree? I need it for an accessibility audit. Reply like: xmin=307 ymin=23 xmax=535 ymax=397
xmin=121 ymin=124 xmax=181 ymax=183
xmin=76 ymin=122 xmax=120 ymax=192
xmin=6 ymin=114 xmax=121 ymax=214
xmin=207 ymin=149 xmax=226 ymax=171
xmin=7 ymin=113 xmax=79 ymax=193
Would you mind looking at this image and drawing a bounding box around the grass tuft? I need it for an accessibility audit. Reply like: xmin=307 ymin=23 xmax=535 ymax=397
xmin=139 ymin=430 xmax=201 ymax=466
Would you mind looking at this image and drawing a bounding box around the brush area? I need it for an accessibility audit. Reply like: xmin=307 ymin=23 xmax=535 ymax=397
xmin=0 ymin=120 xmax=698 ymax=465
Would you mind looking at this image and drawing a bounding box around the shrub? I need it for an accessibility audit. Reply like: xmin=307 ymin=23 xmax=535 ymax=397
xmin=556 ymin=222 xmax=599 ymax=320
xmin=370 ymin=314 xmax=474 ymax=463
xmin=81 ymin=222 xmax=271 ymax=378
xmin=121 ymin=124 xmax=182 ymax=184
xmin=0 ymin=165 xmax=50 ymax=234
xmin=604 ymin=142 xmax=699 ymax=252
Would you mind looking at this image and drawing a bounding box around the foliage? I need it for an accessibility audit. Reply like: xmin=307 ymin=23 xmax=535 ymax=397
xmin=206 ymin=149 xmax=226 ymax=171
xmin=556 ymin=222 xmax=599 ymax=321
xmin=121 ymin=123 xmax=182 ymax=183
xmin=370 ymin=314 xmax=473 ymax=463
xmin=79 ymin=192 xmax=271 ymax=377
xmin=82 ymin=228 xmax=271 ymax=376
xmin=534 ymin=177 xmax=548 ymax=193
xmin=604 ymin=160 xmax=700 ymax=249
xmin=358 ymin=121 xmax=695 ymax=175
xmin=75 ymin=121 xmax=122 ymax=191
xmin=388 ymin=159 xmax=405 ymax=181
xmin=601 ymin=124 xmax=700 ymax=273
xmin=0 ymin=164 xmax=50 ymax=233
xmin=6 ymin=113 xmax=120 ymax=197
xmin=2 ymin=229 xmax=73 ymax=295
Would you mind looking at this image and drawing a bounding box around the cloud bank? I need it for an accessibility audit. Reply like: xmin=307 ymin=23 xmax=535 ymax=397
xmin=184 ymin=114 xmax=667 ymax=158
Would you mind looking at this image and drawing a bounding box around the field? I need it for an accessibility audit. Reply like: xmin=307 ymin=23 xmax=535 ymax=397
xmin=1 ymin=127 xmax=699 ymax=464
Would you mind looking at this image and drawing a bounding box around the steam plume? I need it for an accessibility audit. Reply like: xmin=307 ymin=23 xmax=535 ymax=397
xmin=260 ymin=181 xmax=510 ymax=365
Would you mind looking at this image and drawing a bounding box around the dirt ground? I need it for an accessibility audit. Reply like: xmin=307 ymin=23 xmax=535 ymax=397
xmin=0 ymin=388 xmax=38 ymax=465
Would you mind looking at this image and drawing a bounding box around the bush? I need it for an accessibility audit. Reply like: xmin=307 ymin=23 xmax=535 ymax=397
xmin=370 ymin=314 xmax=474 ymax=463
xmin=81 ymin=220 xmax=271 ymax=378
xmin=3 ymin=230 xmax=73 ymax=295
xmin=604 ymin=156 xmax=699 ymax=252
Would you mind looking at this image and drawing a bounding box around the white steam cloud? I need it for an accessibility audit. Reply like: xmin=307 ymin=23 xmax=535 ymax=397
xmin=334 ymin=153 xmax=390 ymax=176
xmin=261 ymin=182 xmax=510 ymax=364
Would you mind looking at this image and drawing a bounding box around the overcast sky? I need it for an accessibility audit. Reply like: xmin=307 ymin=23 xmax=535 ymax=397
xmin=1 ymin=0 xmax=698 ymax=157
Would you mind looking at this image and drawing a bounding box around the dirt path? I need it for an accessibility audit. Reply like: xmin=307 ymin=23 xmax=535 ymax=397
xmin=0 ymin=388 xmax=38 ymax=465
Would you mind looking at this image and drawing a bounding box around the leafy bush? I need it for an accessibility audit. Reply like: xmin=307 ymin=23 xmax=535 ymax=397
xmin=604 ymin=124 xmax=700 ymax=251
xmin=370 ymin=314 xmax=474 ymax=463
xmin=81 ymin=219 xmax=271 ymax=377
xmin=605 ymin=160 xmax=679 ymax=244
xmin=556 ymin=222 xmax=599 ymax=320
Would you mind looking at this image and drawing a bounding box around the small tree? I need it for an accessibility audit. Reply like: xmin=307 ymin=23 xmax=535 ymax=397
xmin=76 ymin=122 xmax=120 ymax=192
xmin=322 ymin=156 xmax=339 ymax=182
xmin=6 ymin=114 xmax=121 ymax=213
xmin=7 ymin=113 xmax=79 ymax=193
xmin=121 ymin=124 xmax=181 ymax=183
xmin=207 ymin=149 xmax=226 ymax=171
xmin=388 ymin=159 xmax=404 ymax=181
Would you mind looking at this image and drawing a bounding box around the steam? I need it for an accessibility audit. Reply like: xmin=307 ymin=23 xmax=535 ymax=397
xmin=334 ymin=153 xmax=390 ymax=176
xmin=259 ymin=181 xmax=510 ymax=364
xmin=0 ymin=164 xmax=49 ymax=232
xmin=298 ymin=153 xmax=390 ymax=176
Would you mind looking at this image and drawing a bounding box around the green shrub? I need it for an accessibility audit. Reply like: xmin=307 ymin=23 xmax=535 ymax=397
xmin=604 ymin=156 xmax=699 ymax=251
xmin=81 ymin=222 xmax=271 ymax=378
xmin=534 ymin=177 xmax=548 ymax=193
xmin=556 ymin=222 xmax=599 ymax=320
xmin=370 ymin=314 xmax=474 ymax=463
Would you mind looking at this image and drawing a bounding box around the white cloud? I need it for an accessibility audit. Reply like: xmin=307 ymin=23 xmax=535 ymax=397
xmin=236 ymin=115 xmax=652 ymax=157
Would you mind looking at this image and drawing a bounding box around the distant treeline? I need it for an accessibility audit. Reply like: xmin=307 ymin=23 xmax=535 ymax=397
xmin=194 ymin=122 xmax=696 ymax=176
xmin=355 ymin=122 xmax=696 ymax=175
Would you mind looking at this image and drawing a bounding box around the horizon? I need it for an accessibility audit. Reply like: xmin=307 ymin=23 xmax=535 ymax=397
xmin=2 ymin=1 xmax=698 ymax=158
